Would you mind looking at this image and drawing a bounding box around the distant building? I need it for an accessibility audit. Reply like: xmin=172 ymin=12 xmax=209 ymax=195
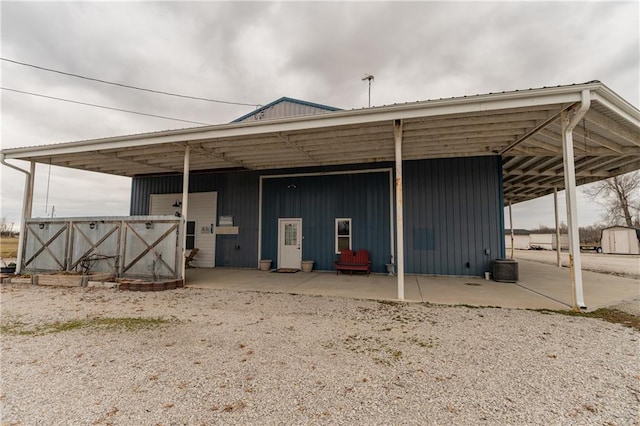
xmin=504 ymin=229 xmax=531 ymax=250
xmin=232 ymin=97 xmax=340 ymax=123
xmin=528 ymin=233 xmax=569 ymax=251
xmin=505 ymin=230 xmax=569 ymax=250
xmin=601 ymin=226 xmax=640 ymax=255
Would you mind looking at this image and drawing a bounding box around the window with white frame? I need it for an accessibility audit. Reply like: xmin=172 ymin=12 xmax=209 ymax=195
xmin=335 ymin=218 xmax=352 ymax=254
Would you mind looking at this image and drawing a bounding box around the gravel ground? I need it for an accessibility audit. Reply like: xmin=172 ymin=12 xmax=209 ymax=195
xmin=1 ymin=284 xmax=639 ymax=425
xmin=513 ymin=250 xmax=640 ymax=279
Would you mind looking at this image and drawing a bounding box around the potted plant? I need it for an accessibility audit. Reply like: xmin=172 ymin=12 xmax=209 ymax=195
xmin=259 ymin=259 xmax=272 ymax=271
xmin=301 ymin=260 xmax=314 ymax=273
xmin=385 ymin=255 xmax=395 ymax=276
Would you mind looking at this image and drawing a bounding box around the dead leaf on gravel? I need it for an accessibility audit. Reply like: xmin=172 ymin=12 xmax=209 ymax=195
xmin=223 ymin=400 xmax=246 ymax=412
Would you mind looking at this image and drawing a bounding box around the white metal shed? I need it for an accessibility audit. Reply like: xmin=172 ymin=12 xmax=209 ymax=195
xmin=601 ymin=226 xmax=640 ymax=254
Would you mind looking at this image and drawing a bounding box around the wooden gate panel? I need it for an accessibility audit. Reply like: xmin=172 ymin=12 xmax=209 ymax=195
xmin=23 ymin=221 xmax=69 ymax=272
xmin=22 ymin=216 xmax=181 ymax=279
xmin=69 ymin=221 xmax=121 ymax=274
xmin=121 ymin=219 xmax=180 ymax=279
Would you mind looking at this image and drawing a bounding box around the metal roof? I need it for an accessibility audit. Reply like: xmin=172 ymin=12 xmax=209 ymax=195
xmin=231 ymin=96 xmax=341 ymax=122
xmin=3 ymin=81 xmax=639 ymax=205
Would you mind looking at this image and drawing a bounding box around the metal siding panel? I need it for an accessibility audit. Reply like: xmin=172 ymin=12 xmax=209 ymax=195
xmin=262 ymin=171 xmax=390 ymax=272
xmin=130 ymin=157 xmax=501 ymax=277
xmin=215 ymin=172 xmax=259 ymax=268
xmin=497 ymin=157 xmax=506 ymax=258
xmin=451 ymin=160 xmax=462 ymax=274
xmin=435 ymin=160 xmax=446 ymax=274
xmin=404 ymin=156 xmax=502 ymax=277
xmin=464 ymin=157 xmax=478 ymax=274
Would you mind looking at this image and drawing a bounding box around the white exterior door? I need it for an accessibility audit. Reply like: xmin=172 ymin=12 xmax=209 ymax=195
xmin=278 ymin=218 xmax=302 ymax=269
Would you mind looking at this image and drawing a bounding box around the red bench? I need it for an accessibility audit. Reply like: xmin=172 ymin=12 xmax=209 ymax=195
xmin=335 ymin=249 xmax=371 ymax=275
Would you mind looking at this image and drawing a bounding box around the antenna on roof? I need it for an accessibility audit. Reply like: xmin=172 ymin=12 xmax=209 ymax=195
xmin=362 ymin=74 xmax=374 ymax=107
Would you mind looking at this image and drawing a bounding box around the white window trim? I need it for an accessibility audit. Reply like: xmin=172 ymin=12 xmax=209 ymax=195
xmin=335 ymin=218 xmax=352 ymax=254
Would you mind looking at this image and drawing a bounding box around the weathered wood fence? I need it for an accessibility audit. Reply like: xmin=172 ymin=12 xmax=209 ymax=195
xmin=21 ymin=216 xmax=182 ymax=279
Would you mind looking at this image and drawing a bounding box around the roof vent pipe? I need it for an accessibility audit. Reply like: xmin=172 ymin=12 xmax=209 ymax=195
xmin=362 ymin=74 xmax=374 ymax=108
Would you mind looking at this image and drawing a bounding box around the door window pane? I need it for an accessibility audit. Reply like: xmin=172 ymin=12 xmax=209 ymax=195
xmin=285 ymin=223 xmax=297 ymax=246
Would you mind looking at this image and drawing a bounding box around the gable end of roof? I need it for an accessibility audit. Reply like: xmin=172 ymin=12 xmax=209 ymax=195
xmin=232 ymin=96 xmax=341 ymax=122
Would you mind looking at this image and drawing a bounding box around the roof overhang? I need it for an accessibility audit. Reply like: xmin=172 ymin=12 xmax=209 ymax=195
xmin=3 ymin=81 xmax=639 ymax=205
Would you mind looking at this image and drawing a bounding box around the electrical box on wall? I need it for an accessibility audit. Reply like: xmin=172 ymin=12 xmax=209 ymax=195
xmin=216 ymin=226 xmax=239 ymax=235
xmin=219 ymin=216 xmax=233 ymax=226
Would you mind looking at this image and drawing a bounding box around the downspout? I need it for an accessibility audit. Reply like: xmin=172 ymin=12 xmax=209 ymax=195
xmin=0 ymin=155 xmax=35 ymax=274
xmin=180 ymin=145 xmax=190 ymax=283
xmin=394 ymin=119 xmax=405 ymax=300
xmin=508 ymin=200 xmax=514 ymax=259
xmin=561 ymin=89 xmax=590 ymax=311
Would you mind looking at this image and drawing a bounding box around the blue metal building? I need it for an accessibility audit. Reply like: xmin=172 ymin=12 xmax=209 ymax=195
xmin=5 ymin=83 xmax=638 ymax=306
xmin=130 ymin=155 xmax=504 ymax=276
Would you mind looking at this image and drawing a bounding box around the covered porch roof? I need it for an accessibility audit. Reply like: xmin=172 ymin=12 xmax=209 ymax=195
xmin=2 ymin=81 xmax=639 ymax=205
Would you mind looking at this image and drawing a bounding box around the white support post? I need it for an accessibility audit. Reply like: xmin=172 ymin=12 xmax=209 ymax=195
xmin=554 ymin=186 xmax=561 ymax=268
xmin=26 ymin=161 xmax=35 ymax=220
xmin=394 ymin=119 xmax=405 ymax=300
xmin=180 ymin=145 xmax=190 ymax=282
xmin=508 ymin=200 xmax=514 ymax=259
xmin=0 ymin=157 xmax=34 ymax=275
xmin=257 ymin=177 xmax=263 ymax=268
xmin=388 ymin=169 xmax=395 ymax=267
xmin=561 ymin=89 xmax=590 ymax=311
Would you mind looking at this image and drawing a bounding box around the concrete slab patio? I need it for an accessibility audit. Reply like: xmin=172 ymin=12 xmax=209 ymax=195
xmin=186 ymin=259 xmax=639 ymax=311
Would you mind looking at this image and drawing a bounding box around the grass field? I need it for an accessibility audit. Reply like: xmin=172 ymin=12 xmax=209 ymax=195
xmin=1 ymin=236 xmax=19 ymax=258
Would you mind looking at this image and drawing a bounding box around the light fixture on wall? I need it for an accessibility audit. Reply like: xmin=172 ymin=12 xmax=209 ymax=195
xmin=145 ymin=222 xmax=153 ymax=230
xmin=172 ymin=200 xmax=182 ymax=207
xmin=38 ymin=223 xmax=46 ymax=230
xmin=89 ymin=222 xmax=97 ymax=230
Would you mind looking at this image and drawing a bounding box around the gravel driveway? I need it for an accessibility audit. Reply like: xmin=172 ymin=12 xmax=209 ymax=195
xmin=1 ymin=284 xmax=638 ymax=425
xmin=513 ymin=249 xmax=640 ymax=279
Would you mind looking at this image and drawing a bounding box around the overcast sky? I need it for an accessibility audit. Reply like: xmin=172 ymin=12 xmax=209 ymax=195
xmin=1 ymin=1 xmax=638 ymax=231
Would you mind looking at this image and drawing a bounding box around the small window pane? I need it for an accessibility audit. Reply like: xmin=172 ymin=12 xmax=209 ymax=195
xmin=338 ymin=237 xmax=350 ymax=252
xmin=186 ymin=236 xmax=195 ymax=250
xmin=337 ymin=220 xmax=350 ymax=236
xmin=285 ymin=223 xmax=297 ymax=246
xmin=335 ymin=218 xmax=352 ymax=254
xmin=186 ymin=221 xmax=196 ymax=234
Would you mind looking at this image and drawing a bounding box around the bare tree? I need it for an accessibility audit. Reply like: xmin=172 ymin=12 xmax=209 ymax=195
xmin=0 ymin=217 xmax=16 ymax=237
xmin=584 ymin=171 xmax=640 ymax=227
xmin=579 ymin=224 xmax=605 ymax=244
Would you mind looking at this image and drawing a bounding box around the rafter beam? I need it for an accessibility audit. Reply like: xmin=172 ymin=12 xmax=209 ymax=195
xmin=587 ymin=108 xmax=640 ymax=146
xmin=189 ymin=143 xmax=252 ymax=169
xmin=500 ymin=104 xmax=574 ymax=154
